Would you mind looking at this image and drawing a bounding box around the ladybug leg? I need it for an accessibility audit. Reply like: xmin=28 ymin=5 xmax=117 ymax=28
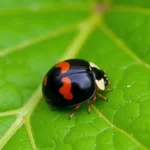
xmin=88 ymin=94 xmax=96 ymax=114
xmin=96 ymin=92 xmax=108 ymax=101
xmin=103 ymin=88 xmax=112 ymax=92
xmin=68 ymin=105 xmax=80 ymax=120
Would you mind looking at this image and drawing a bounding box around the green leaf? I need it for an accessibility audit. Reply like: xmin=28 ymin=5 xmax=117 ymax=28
xmin=0 ymin=0 xmax=150 ymax=149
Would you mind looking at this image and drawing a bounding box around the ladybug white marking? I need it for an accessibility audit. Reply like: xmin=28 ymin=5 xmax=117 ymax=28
xmin=95 ymin=78 xmax=105 ymax=90
xmin=89 ymin=62 xmax=100 ymax=69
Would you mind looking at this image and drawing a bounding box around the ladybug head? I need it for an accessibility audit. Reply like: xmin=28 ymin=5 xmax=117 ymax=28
xmin=90 ymin=62 xmax=109 ymax=90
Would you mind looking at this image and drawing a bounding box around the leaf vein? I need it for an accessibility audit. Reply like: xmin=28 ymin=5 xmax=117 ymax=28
xmin=24 ymin=118 xmax=37 ymax=150
xmin=100 ymin=24 xmax=150 ymax=70
xmin=0 ymin=116 xmax=23 ymax=149
xmin=0 ymin=110 xmax=18 ymax=117
xmin=111 ymin=5 xmax=150 ymax=14
xmin=0 ymin=5 xmax=89 ymax=15
xmin=92 ymin=105 xmax=148 ymax=150
xmin=0 ymin=24 xmax=78 ymax=57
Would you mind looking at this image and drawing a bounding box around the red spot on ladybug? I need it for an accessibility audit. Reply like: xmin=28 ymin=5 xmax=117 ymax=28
xmin=59 ymin=77 xmax=73 ymax=100
xmin=44 ymin=76 xmax=47 ymax=86
xmin=56 ymin=61 xmax=70 ymax=73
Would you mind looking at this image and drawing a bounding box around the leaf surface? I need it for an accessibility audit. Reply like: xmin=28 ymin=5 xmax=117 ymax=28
xmin=0 ymin=0 xmax=150 ymax=150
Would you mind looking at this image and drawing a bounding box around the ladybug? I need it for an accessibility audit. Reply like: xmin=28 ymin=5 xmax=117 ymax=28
xmin=42 ymin=58 xmax=112 ymax=119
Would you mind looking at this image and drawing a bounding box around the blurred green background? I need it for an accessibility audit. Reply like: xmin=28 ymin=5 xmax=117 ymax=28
xmin=0 ymin=0 xmax=150 ymax=150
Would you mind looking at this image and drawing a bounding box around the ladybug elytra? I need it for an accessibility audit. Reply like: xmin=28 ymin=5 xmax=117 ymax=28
xmin=42 ymin=59 xmax=112 ymax=119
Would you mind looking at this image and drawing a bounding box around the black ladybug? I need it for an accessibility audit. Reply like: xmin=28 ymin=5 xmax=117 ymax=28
xmin=42 ymin=59 xmax=112 ymax=119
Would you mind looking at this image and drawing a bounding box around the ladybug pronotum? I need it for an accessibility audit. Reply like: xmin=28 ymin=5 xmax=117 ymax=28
xmin=42 ymin=59 xmax=112 ymax=119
